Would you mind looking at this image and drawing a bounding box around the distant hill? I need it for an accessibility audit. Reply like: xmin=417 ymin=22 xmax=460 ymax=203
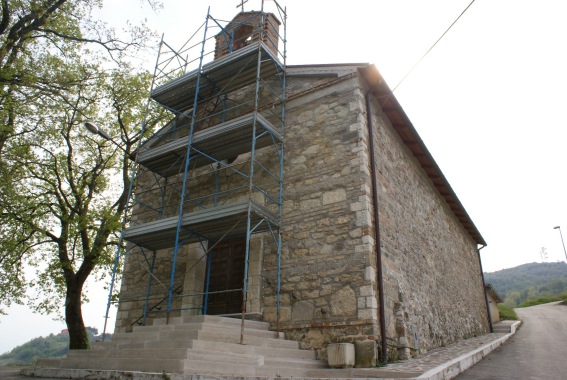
xmin=0 ymin=327 xmax=111 ymax=366
xmin=485 ymin=262 xmax=567 ymax=306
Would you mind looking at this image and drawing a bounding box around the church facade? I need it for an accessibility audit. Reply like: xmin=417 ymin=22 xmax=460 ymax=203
xmin=114 ymin=9 xmax=489 ymax=362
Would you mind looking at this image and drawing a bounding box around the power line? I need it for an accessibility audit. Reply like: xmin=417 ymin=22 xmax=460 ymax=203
xmin=392 ymin=0 xmax=477 ymax=93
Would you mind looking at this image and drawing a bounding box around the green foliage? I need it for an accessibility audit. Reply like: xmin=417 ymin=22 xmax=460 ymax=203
xmin=0 ymin=0 xmax=166 ymax=349
xmin=516 ymin=292 xmax=567 ymax=308
xmin=497 ymin=304 xmax=518 ymax=320
xmin=484 ymin=262 xmax=567 ymax=307
xmin=0 ymin=327 xmax=112 ymax=365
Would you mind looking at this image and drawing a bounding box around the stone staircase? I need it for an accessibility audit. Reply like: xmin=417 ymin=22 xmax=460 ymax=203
xmin=33 ymin=315 xmax=329 ymax=378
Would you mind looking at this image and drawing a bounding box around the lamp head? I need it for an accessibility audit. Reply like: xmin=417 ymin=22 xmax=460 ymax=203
xmin=84 ymin=122 xmax=98 ymax=135
xmin=554 ymin=226 xmax=561 ymax=230
xmin=84 ymin=122 xmax=111 ymax=140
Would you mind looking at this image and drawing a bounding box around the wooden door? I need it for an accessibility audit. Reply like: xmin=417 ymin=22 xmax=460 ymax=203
xmin=205 ymin=238 xmax=246 ymax=315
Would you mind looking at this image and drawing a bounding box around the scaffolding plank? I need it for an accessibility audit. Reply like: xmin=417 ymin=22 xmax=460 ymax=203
xmin=150 ymin=42 xmax=283 ymax=111
xmin=138 ymin=113 xmax=281 ymax=177
xmin=123 ymin=201 xmax=278 ymax=251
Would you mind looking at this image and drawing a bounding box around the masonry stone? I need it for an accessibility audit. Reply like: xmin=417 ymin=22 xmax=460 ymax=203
xmin=354 ymin=340 xmax=378 ymax=368
xmin=115 ymin=62 xmax=489 ymax=363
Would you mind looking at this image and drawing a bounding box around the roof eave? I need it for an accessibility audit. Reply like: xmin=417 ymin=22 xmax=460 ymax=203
xmin=359 ymin=64 xmax=487 ymax=247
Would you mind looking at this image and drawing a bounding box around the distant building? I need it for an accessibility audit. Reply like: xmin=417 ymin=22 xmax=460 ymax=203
xmin=486 ymin=284 xmax=504 ymax=324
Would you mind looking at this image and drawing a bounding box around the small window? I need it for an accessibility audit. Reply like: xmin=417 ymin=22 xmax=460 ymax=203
xmin=232 ymin=25 xmax=254 ymax=51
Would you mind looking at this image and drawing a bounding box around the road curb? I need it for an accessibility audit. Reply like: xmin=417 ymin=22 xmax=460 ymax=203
xmin=416 ymin=321 xmax=521 ymax=380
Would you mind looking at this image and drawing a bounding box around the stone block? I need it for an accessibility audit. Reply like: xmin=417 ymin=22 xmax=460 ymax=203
xmin=358 ymin=308 xmax=374 ymax=320
xmin=330 ymin=286 xmax=356 ymax=317
xmin=327 ymin=343 xmax=355 ymax=369
xmin=354 ymin=340 xmax=377 ymax=368
xmin=322 ymin=189 xmax=347 ymax=205
xmin=359 ymin=285 xmax=374 ymax=297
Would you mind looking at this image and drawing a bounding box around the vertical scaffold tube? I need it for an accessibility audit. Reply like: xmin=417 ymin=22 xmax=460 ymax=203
xmin=240 ymin=0 xmax=266 ymax=344
xmin=276 ymin=3 xmax=287 ymax=338
xmin=142 ymin=252 xmax=157 ymax=325
xmin=102 ymin=34 xmax=165 ymax=340
xmin=166 ymin=7 xmax=211 ymax=321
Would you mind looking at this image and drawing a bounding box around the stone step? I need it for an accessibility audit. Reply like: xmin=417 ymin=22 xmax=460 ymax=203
xmin=152 ymin=314 xmax=270 ymax=330
xmin=190 ymin=339 xmax=316 ymax=360
xmin=32 ymin=315 xmax=323 ymax=379
xmin=66 ymin=347 xmax=190 ymax=360
xmin=133 ymin=321 xmax=283 ymax=339
xmin=51 ymin=356 xmax=185 ymax=373
xmin=111 ymin=330 xmax=197 ymax=342
xmin=197 ymin=329 xmax=298 ymax=349
xmin=112 ymin=329 xmax=298 ymax=350
xmin=185 ymin=349 xmax=263 ymax=366
xmin=184 ymin=359 xmax=257 ymax=377
xmin=255 ymin=365 xmax=315 ymax=378
xmin=263 ymin=355 xmax=327 ymax=369
xmin=99 ymin=335 xmax=303 ymax=357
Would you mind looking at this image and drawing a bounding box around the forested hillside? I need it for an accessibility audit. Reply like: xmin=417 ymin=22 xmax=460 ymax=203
xmin=0 ymin=327 xmax=110 ymax=365
xmin=485 ymin=262 xmax=567 ymax=306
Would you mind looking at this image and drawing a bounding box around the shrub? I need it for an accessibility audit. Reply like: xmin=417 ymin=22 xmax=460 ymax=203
xmin=498 ymin=304 xmax=518 ymax=320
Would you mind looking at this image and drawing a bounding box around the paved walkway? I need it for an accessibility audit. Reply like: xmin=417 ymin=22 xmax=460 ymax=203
xmin=1 ymin=321 xmax=519 ymax=380
xmin=385 ymin=330 xmax=512 ymax=377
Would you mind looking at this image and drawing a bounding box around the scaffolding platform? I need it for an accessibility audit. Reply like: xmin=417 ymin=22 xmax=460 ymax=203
xmin=103 ymin=3 xmax=287 ymax=333
xmin=138 ymin=113 xmax=281 ymax=177
xmin=123 ymin=201 xmax=278 ymax=250
xmin=151 ymin=42 xmax=283 ymax=111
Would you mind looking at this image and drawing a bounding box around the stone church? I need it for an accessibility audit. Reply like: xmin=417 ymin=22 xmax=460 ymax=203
xmin=108 ymin=4 xmax=489 ymax=369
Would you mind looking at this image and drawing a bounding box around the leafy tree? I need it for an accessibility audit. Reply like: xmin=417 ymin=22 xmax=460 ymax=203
xmin=0 ymin=0 xmax=165 ymax=349
xmin=0 ymin=0 xmax=155 ymax=155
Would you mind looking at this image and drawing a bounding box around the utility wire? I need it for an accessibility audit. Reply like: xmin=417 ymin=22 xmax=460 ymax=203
xmin=392 ymin=0 xmax=477 ymax=93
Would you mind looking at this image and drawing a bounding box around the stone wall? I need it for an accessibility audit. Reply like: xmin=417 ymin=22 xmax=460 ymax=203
xmin=115 ymin=245 xmax=189 ymax=332
xmin=364 ymin=85 xmax=489 ymax=358
xmin=262 ymin=75 xmax=380 ymax=359
xmin=114 ymin=68 xmax=489 ymax=362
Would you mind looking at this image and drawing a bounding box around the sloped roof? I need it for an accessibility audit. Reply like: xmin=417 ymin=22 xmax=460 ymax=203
xmin=486 ymin=284 xmax=504 ymax=303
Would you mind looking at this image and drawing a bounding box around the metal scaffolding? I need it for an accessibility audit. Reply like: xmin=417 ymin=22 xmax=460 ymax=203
xmin=103 ymin=0 xmax=287 ymax=339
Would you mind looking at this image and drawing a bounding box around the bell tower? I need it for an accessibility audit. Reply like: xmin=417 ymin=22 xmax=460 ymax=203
xmin=214 ymin=11 xmax=281 ymax=59
xmin=110 ymin=0 xmax=287 ymax=346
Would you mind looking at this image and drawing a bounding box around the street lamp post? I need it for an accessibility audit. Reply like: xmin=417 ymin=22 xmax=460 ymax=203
xmin=84 ymin=122 xmax=134 ymax=159
xmin=84 ymin=122 xmax=135 ymax=340
xmin=553 ymin=226 xmax=567 ymax=262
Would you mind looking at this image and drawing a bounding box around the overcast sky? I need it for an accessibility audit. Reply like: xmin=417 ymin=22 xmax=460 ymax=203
xmin=2 ymin=0 xmax=567 ymax=354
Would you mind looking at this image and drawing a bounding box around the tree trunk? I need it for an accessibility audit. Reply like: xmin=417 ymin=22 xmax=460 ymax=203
xmin=65 ymin=283 xmax=90 ymax=349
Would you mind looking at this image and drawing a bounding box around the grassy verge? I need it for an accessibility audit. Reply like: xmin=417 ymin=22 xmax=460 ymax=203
xmin=516 ymin=293 xmax=567 ymax=308
xmin=498 ymin=304 xmax=518 ymax=320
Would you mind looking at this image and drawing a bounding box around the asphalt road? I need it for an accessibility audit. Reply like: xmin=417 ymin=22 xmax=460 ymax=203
xmin=457 ymin=301 xmax=567 ymax=380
